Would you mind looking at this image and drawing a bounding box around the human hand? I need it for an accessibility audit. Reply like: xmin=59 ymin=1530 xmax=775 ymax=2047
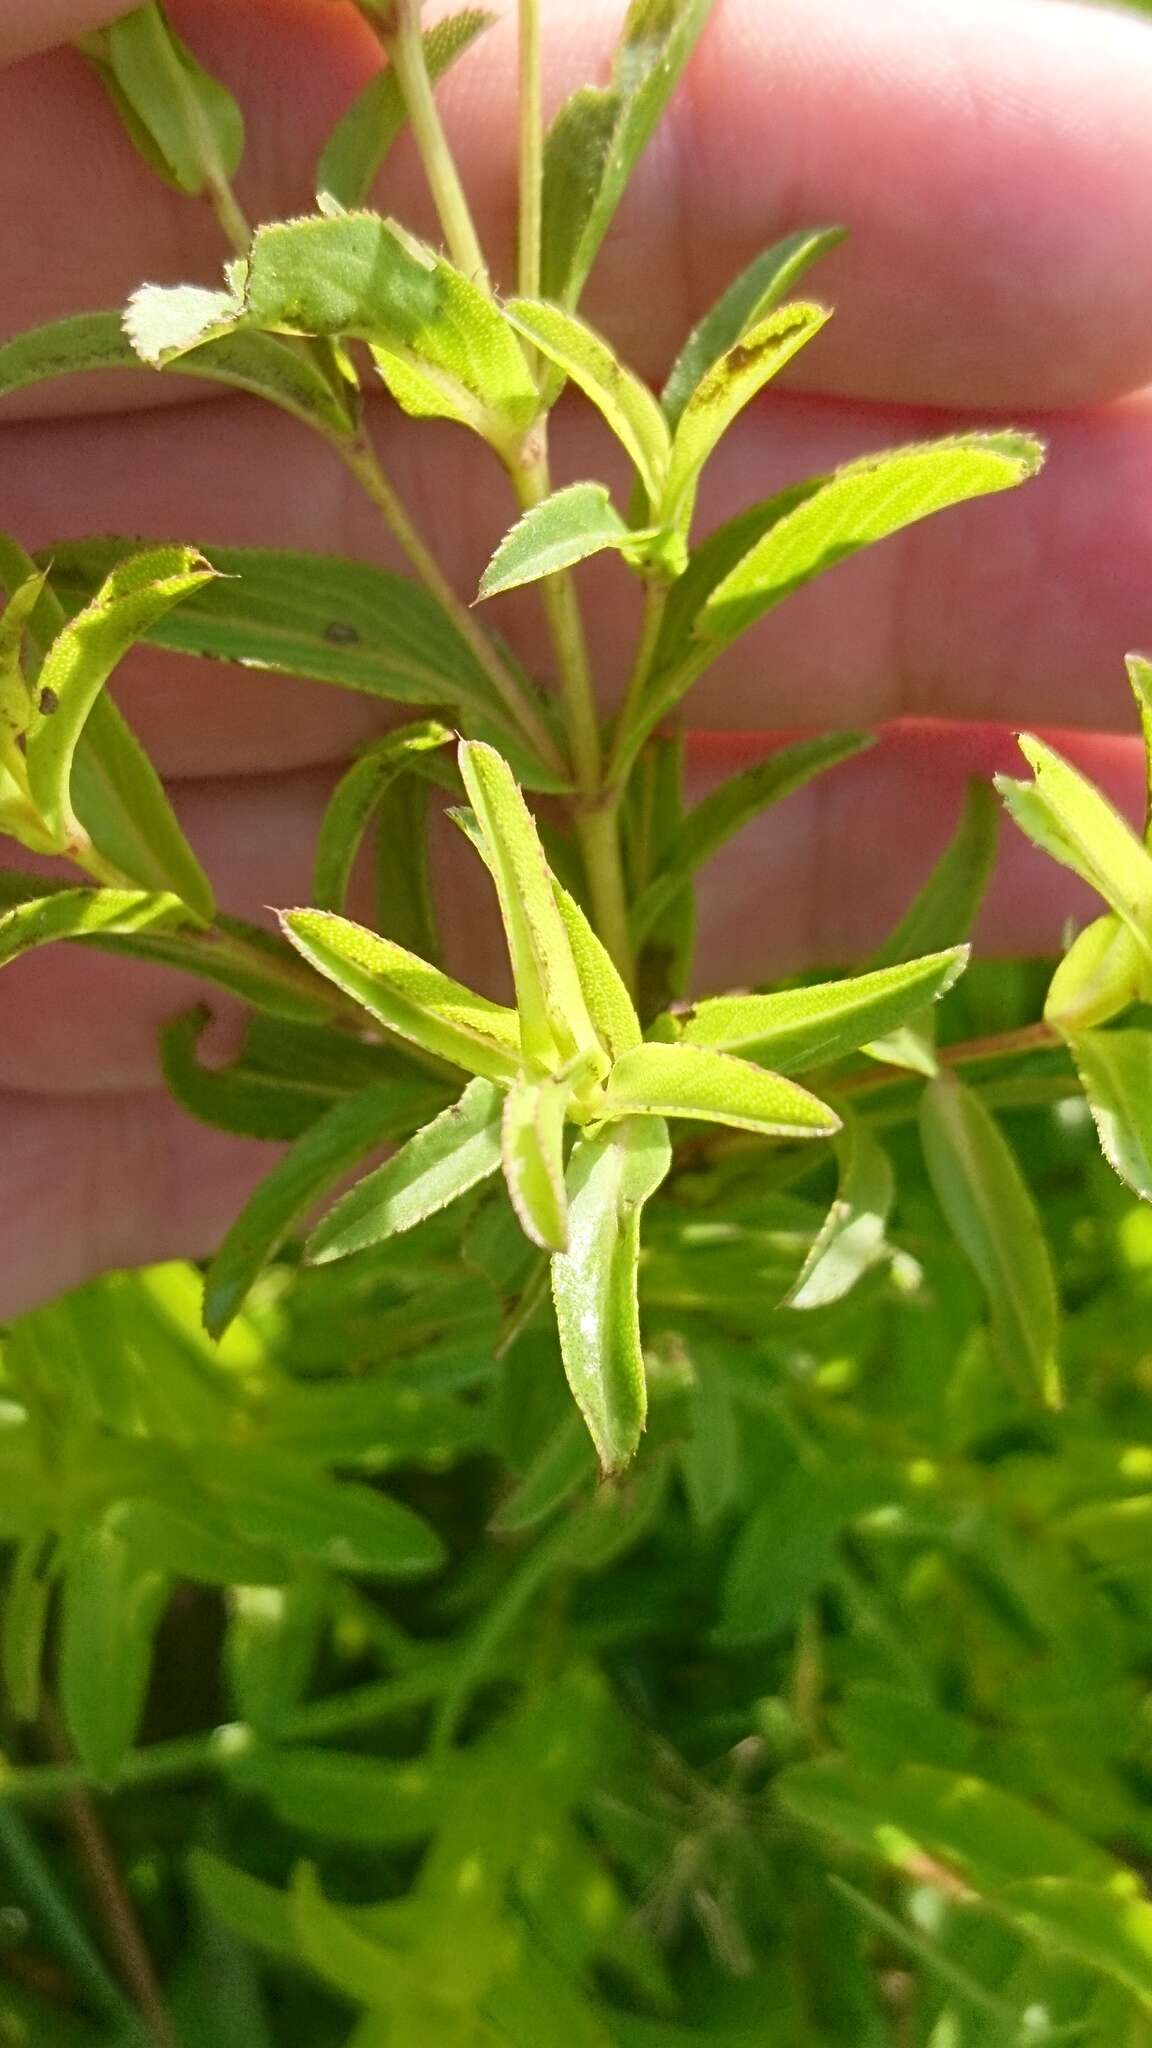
xmin=3 ymin=0 xmax=1151 ymax=1313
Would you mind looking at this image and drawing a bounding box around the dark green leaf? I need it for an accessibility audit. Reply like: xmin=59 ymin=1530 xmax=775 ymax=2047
xmin=551 ymin=1115 xmax=672 ymax=1471
xmin=238 ymin=1748 xmax=454 ymax=1845
xmin=316 ymin=10 xmax=494 ymax=209
xmin=313 ymin=718 xmax=451 ymax=914
xmin=630 ymin=731 xmax=870 ymax=945
xmin=59 ymin=1513 xmax=169 ymax=1785
xmin=540 ymin=0 xmax=718 ymax=308
xmin=305 ymin=1076 xmax=505 ymax=1265
xmin=203 ymin=1076 xmax=447 ymax=1335
xmin=188 ymin=1443 xmax=445 ymax=1577
xmin=97 ymin=2 xmax=244 ymax=197
xmin=42 ymin=539 xmax=510 ymax=722
xmin=375 ymin=766 xmax=441 ymax=962
xmin=161 ymin=1004 xmax=433 ymax=1140
xmin=920 ymin=1073 xmax=1061 ymax=1405
xmin=871 ymin=779 xmax=1001 ymax=967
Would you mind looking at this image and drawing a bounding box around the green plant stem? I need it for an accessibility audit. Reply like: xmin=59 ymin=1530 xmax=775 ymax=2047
xmin=338 ymin=427 xmax=566 ymax=778
xmin=385 ymin=1 xmax=488 ymax=282
xmin=0 ymin=1805 xmax=146 ymax=2037
xmin=517 ymin=0 xmax=543 ymax=305
xmin=512 ymin=452 xmax=634 ymax=978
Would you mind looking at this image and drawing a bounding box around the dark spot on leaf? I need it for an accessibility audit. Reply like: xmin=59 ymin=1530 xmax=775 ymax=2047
xmin=38 ymin=687 xmax=58 ymax=715
xmin=324 ymin=621 xmax=361 ymax=646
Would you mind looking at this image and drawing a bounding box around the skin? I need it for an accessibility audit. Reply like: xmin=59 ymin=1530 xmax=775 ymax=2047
xmin=2 ymin=0 xmax=1152 ymax=1312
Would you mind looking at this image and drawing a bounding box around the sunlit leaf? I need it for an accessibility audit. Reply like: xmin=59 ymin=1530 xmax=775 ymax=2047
xmin=630 ymin=731 xmax=870 ymax=945
xmin=504 ymin=298 xmax=671 ymax=505
xmin=458 ymin=740 xmax=599 ymax=1068
xmin=540 ymin=0 xmax=717 ymax=308
xmin=1066 ymin=1026 xmax=1152 ymax=1201
xmin=59 ymin=1512 xmax=169 ymax=1785
xmin=997 ymin=733 xmax=1152 ymax=965
xmin=662 ymin=301 xmax=830 ymax=532
xmin=316 ymin=9 xmax=494 ymax=209
xmin=1128 ymin=652 xmax=1152 ymax=843
xmin=42 ymin=539 xmax=510 ymax=723
xmin=280 ymin=909 xmax=521 ymax=1080
xmin=25 ymin=545 xmax=214 ymax=868
xmin=1045 ymin=913 xmax=1150 ymax=1033
xmin=785 ymin=1115 xmax=894 ymax=1309
xmin=699 ymin=434 xmax=1042 ymax=650
xmin=554 ymin=880 xmax=642 ymax=1059
xmin=604 ymin=1040 xmax=839 ymax=1136
xmin=920 ymin=1073 xmax=1061 ymax=1405
xmin=204 ymin=1077 xmax=448 ymax=1335
xmin=0 ymin=884 xmax=184 ymax=969
xmin=551 ymin=1114 xmax=671 ymax=1471
xmin=313 ymin=719 xmax=451 ymax=914
xmin=305 ymin=1076 xmax=505 ymax=1265
xmin=501 ymin=1073 xmax=570 ymax=1251
xmin=671 ymin=949 xmax=967 ymax=1072
xmin=478 ymin=482 xmax=633 ymax=599
xmin=661 ymin=225 xmax=845 ymax=428
xmin=243 ymin=214 xmax=537 ymax=447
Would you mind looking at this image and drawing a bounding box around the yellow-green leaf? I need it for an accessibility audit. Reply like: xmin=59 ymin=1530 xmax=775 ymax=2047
xmin=604 ymin=1040 xmax=839 ymax=1137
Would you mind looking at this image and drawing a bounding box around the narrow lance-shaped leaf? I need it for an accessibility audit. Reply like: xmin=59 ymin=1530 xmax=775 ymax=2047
xmin=1066 ymin=1026 xmax=1152 ymax=1203
xmin=316 ymin=9 xmax=494 ymax=210
xmin=998 ymin=732 xmax=1152 ymax=966
xmin=41 ymin=538 xmax=509 ymax=726
xmin=671 ymin=949 xmax=968 ymax=1072
xmin=604 ymin=1040 xmax=840 ymax=1137
xmin=59 ymin=1513 xmax=170 ymax=1786
xmin=280 ymin=907 xmax=522 ymax=1082
xmin=553 ymin=880 xmax=641 ymax=1060
xmin=785 ymin=1115 xmax=895 ymax=1310
xmin=540 ymin=0 xmax=717 ymax=308
xmin=504 ymin=299 xmax=671 ymax=506
xmin=0 ymin=310 xmax=356 ymax=442
xmin=478 ymin=482 xmax=634 ymax=600
xmin=1128 ymin=653 xmax=1152 ymax=842
xmin=0 ymin=885 xmax=184 ymax=970
xmin=86 ymin=1 xmax=244 ymax=197
xmin=203 ymin=1078 xmax=449 ymax=1336
xmin=160 ymin=1004 xmax=437 ymax=1141
xmin=630 ymin=731 xmax=870 ymax=945
xmin=306 ymin=1076 xmax=505 ymax=1266
xmin=866 ymin=778 xmax=998 ymax=1071
xmin=25 ymin=545 xmax=214 ymax=849
xmin=661 ymin=301 xmax=831 ymax=533
xmin=189 ymin=1443 xmax=445 ymax=1577
xmin=458 ymin=740 xmax=600 ymax=1069
xmin=551 ymin=1115 xmax=672 ymax=1472
xmin=501 ymin=1074 xmax=570 ymax=1252
xmin=313 ymin=719 xmax=451 ymax=915
xmin=699 ymin=434 xmax=1043 ymax=651
xmin=919 ymin=1073 xmax=1061 ymax=1406
xmin=1 ymin=534 xmax=217 ymax=917
xmin=661 ymin=225 xmax=845 ymax=428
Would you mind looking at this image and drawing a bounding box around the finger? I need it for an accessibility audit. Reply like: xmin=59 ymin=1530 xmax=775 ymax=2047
xmin=5 ymin=384 xmax=1152 ymax=774
xmin=1 ymin=726 xmax=1142 ymax=1094
xmin=8 ymin=0 xmax=1152 ymax=413
xmin=1 ymin=1083 xmax=278 ymax=1319
xmin=0 ymin=1 xmax=130 ymax=65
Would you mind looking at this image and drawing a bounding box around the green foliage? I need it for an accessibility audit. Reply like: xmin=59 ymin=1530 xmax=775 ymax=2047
xmin=3 ymin=2 xmax=1152 ymax=2040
